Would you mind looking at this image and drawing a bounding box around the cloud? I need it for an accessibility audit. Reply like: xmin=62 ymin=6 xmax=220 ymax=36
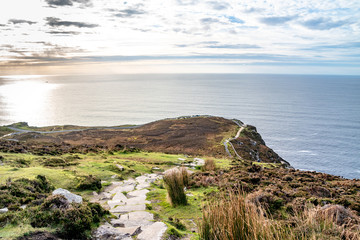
xmin=176 ymin=41 xmax=260 ymax=49
xmin=259 ymin=15 xmax=297 ymax=25
xmin=176 ymin=0 xmax=199 ymax=6
xmin=108 ymin=5 xmax=146 ymax=18
xmin=243 ymin=7 xmax=264 ymax=13
xmin=205 ymin=44 xmax=261 ymax=49
xmin=301 ymin=17 xmax=349 ymax=30
xmin=302 ymin=42 xmax=360 ymax=51
xmin=206 ymin=1 xmax=229 ymax=10
xmin=47 ymin=30 xmax=81 ymax=35
xmin=200 ymin=18 xmax=220 ymax=24
xmin=8 ymin=19 xmax=37 ymax=25
xmin=45 ymin=0 xmax=92 ymax=8
xmin=227 ymin=16 xmax=244 ymax=24
xmin=45 ymin=17 xmax=98 ymax=28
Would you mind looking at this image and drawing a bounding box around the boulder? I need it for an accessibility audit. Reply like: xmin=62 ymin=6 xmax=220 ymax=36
xmin=52 ymin=188 xmax=82 ymax=204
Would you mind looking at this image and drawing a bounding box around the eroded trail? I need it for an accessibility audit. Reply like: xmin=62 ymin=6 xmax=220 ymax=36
xmin=223 ymin=121 xmax=247 ymax=159
xmin=92 ymin=174 xmax=167 ymax=240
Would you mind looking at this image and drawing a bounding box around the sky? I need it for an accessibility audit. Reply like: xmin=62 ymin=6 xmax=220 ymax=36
xmin=0 ymin=0 xmax=360 ymax=75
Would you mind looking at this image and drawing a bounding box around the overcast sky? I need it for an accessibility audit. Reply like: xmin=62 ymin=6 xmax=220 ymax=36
xmin=0 ymin=0 xmax=359 ymax=75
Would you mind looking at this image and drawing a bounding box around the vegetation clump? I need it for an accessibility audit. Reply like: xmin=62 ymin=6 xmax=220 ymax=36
xmin=0 ymin=175 xmax=53 ymax=208
xmin=0 ymin=175 xmax=108 ymax=239
xmin=163 ymin=168 xmax=188 ymax=206
xmin=42 ymin=157 xmax=78 ymax=167
xmin=76 ymin=175 xmax=102 ymax=191
xmin=202 ymin=159 xmax=216 ymax=172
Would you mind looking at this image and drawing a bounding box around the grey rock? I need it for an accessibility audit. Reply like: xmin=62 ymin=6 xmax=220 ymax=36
xmin=116 ymin=211 xmax=154 ymax=228
xmin=127 ymin=189 xmax=149 ymax=198
xmin=116 ymin=226 xmax=141 ymax=236
xmin=194 ymin=157 xmax=205 ymax=165
xmin=0 ymin=207 xmax=8 ymax=213
xmin=112 ymin=222 xmax=125 ymax=227
xmin=116 ymin=164 xmax=125 ymax=171
xmin=52 ymin=188 xmax=82 ymax=203
xmin=110 ymin=204 xmax=146 ymax=213
xmin=93 ymin=225 xmax=130 ymax=240
xmin=137 ymin=222 xmax=167 ymax=240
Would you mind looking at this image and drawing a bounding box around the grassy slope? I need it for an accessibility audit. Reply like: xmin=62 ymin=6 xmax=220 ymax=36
xmin=0 ymin=151 xmax=230 ymax=239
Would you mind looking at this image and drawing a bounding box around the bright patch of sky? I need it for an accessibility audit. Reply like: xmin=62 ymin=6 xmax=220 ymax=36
xmin=0 ymin=0 xmax=359 ymax=74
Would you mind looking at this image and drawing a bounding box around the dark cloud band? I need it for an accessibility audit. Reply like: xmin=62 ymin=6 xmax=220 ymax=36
xmin=8 ymin=19 xmax=37 ymax=25
xmin=45 ymin=0 xmax=92 ymax=7
xmin=45 ymin=17 xmax=98 ymax=28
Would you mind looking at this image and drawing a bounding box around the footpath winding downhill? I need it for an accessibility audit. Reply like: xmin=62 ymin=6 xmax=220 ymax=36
xmin=92 ymin=174 xmax=167 ymax=240
xmin=223 ymin=120 xmax=247 ymax=159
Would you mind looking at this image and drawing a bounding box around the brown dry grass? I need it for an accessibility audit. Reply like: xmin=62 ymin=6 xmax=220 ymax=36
xmin=163 ymin=168 xmax=188 ymax=206
xmin=199 ymin=189 xmax=360 ymax=240
xmin=202 ymin=159 xmax=216 ymax=172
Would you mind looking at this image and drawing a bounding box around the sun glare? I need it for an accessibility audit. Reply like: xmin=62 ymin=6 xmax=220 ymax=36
xmin=0 ymin=81 xmax=58 ymax=125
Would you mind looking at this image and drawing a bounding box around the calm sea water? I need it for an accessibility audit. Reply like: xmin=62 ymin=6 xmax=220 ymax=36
xmin=0 ymin=74 xmax=359 ymax=179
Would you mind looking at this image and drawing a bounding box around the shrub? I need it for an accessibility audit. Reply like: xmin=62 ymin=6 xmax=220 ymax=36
xmin=0 ymin=175 xmax=53 ymax=208
xmin=77 ymin=175 xmax=102 ymax=191
xmin=202 ymin=159 xmax=216 ymax=172
xmin=166 ymin=227 xmax=183 ymax=238
xmin=163 ymin=169 xmax=187 ymax=206
xmin=31 ymin=195 xmax=108 ymax=239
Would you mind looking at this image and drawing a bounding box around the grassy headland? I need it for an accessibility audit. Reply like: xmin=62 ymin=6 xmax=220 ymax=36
xmin=0 ymin=116 xmax=358 ymax=239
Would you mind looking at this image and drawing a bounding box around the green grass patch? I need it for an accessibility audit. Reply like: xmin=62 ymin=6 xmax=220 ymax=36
xmin=147 ymin=181 xmax=219 ymax=238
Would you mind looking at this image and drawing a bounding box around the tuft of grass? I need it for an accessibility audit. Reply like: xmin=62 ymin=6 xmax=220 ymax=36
xmin=199 ymin=189 xmax=283 ymax=240
xmin=180 ymin=167 xmax=189 ymax=187
xmin=201 ymin=159 xmax=216 ymax=172
xmin=163 ymin=168 xmax=188 ymax=207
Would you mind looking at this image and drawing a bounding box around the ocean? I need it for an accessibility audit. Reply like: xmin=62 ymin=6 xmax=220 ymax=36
xmin=0 ymin=74 xmax=359 ymax=179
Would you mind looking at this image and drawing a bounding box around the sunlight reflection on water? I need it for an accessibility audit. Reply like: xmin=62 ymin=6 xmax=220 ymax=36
xmin=0 ymin=80 xmax=59 ymax=124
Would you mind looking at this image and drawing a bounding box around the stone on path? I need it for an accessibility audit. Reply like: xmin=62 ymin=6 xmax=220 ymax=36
xmin=52 ymin=188 xmax=82 ymax=203
xmin=137 ymin=222 xmax=168 ymax=240
xmin=116 ymin=226 xmax=142 ymax=236
xmin=127 ymin=189 xmax=149 ymax=198
xmin=110 ymin=204 xmax=146 ymax=213
xmin=111 ymin=211 xmax=154 ymax=228
xmin=93 ymin=224 xmax=132 ymax=240
xmin=110 ymin=180 xmax=136 ymax=194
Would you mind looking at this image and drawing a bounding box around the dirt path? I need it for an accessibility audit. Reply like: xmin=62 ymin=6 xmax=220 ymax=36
xmin=223 ymin=120 xmax=247 ymax=159
xmin=92 ymin=174 xmax=167 ymax=240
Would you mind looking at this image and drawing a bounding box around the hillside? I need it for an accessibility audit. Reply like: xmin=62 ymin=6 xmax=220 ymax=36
xmin=1 ymin=116 xmax=287 ymax=165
